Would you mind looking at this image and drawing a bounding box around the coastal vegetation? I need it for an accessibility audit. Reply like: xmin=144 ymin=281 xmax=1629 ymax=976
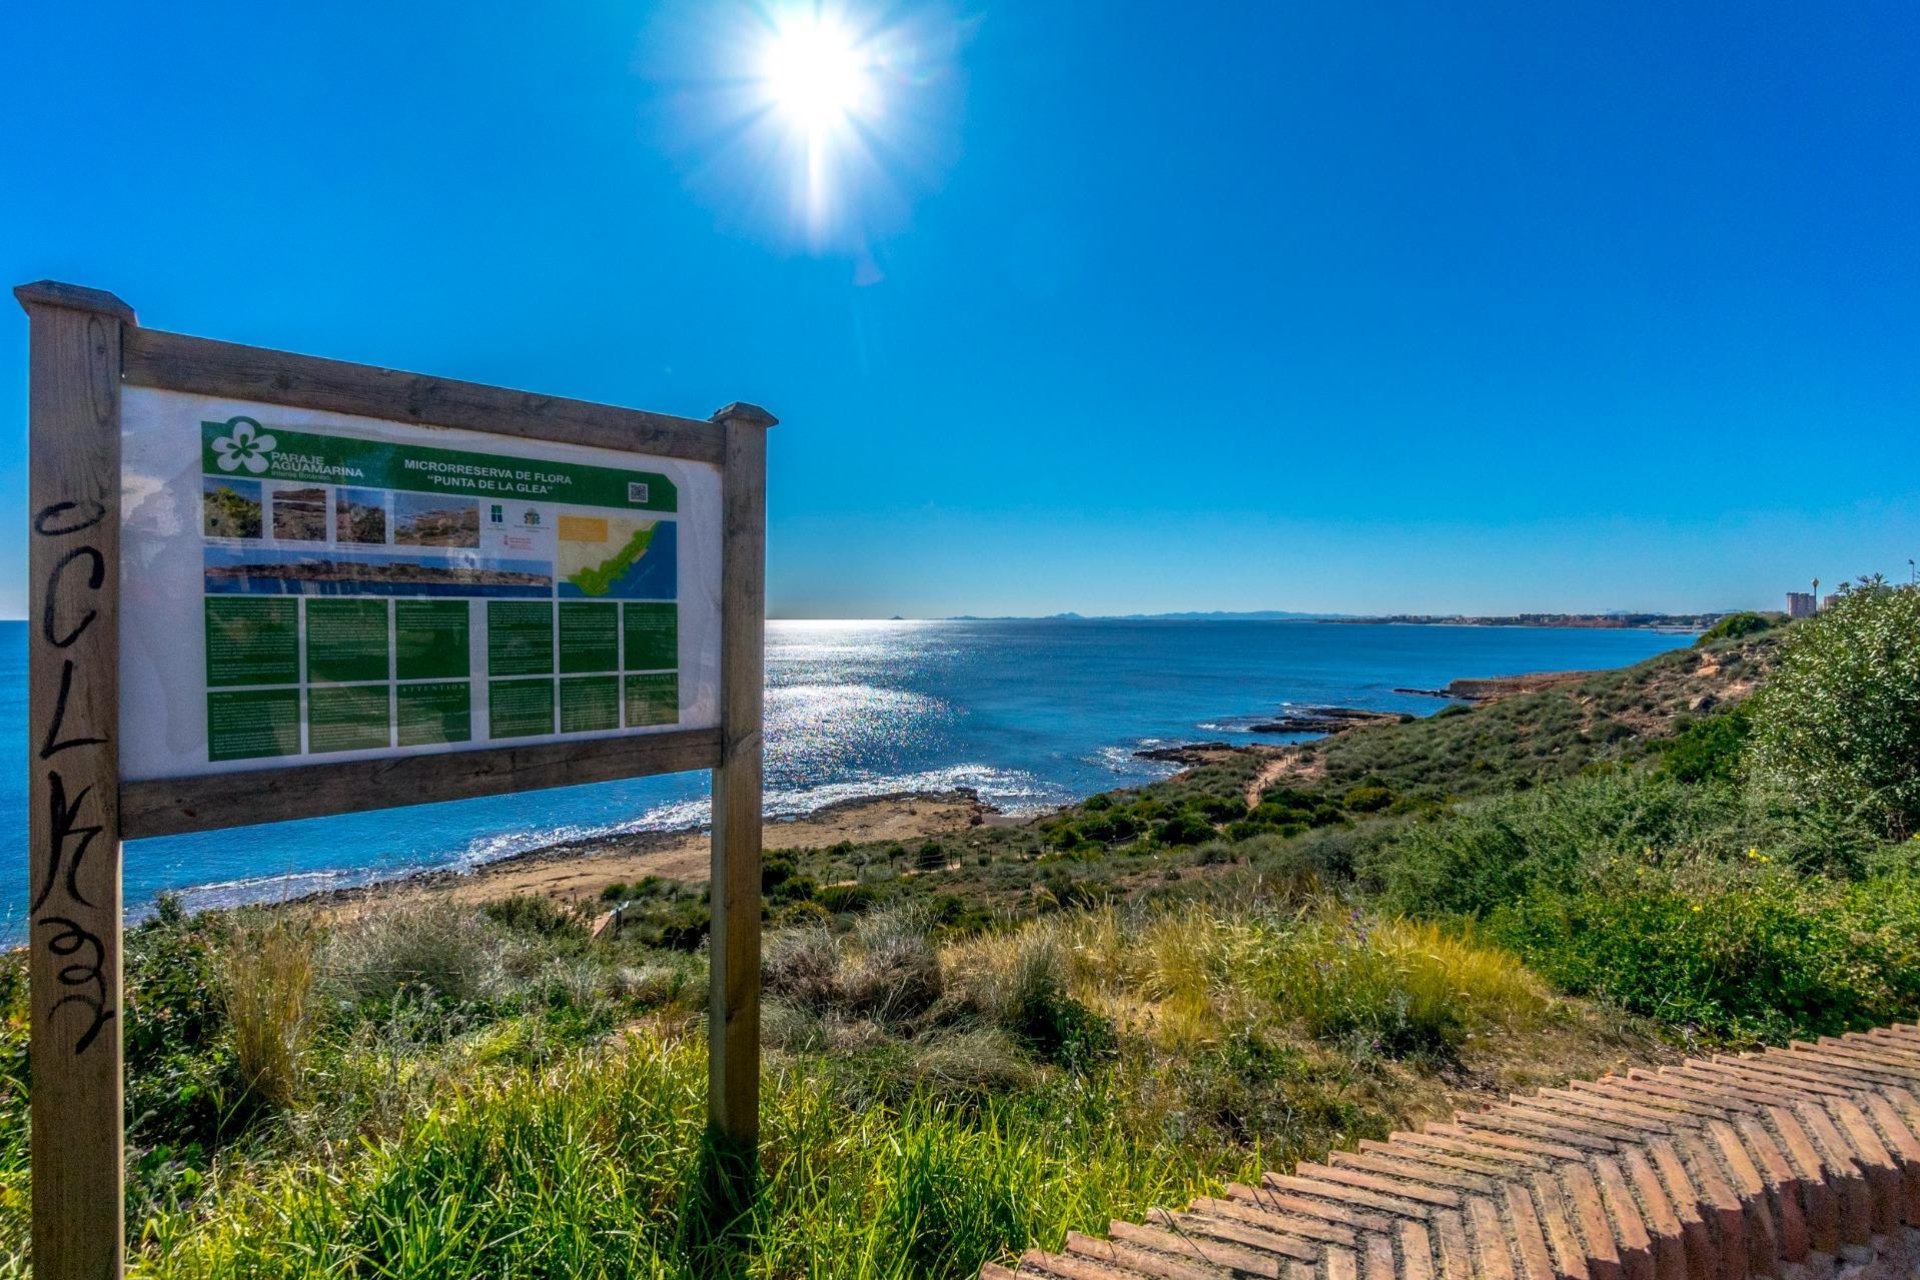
xmin=4 ymin=583 xmax=1919 ymax=1275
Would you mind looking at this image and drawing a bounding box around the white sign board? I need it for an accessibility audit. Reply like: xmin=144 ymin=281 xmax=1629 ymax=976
xmin=118 ymin=388 xmax=723 ymax=782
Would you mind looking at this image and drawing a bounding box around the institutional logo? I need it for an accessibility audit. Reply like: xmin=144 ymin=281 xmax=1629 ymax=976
xmin=210 ymin=417 xmax=277 ymax=474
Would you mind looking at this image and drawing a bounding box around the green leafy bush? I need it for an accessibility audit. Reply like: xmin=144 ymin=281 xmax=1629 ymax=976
xmin=1652 ymin=704 xmax=1752 ymax=784
xmin=1695 ymin=612 xmax=1775 ymax=646
xmin=1749 ymin=583 xmax=1920 ymax=837
xmin=1489 ymin=863 xmax=1920 ymax=1041
xmin=1155 ymin=813 xmax=1215 ymax=846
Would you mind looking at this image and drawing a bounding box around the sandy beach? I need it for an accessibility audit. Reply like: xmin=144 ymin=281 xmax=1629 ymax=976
xmin=340 ymin=789 xmax=999 ymax=910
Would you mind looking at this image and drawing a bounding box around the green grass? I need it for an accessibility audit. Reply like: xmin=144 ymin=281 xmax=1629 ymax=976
xmin=132 ymin=1030 xmax=1263 ymax=1280
xmin=0 ymin=891 xmax=1630 ymax=1276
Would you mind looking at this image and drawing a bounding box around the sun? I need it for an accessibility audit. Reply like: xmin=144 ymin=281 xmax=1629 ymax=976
xmin=658 ymin=0 xmax=958 ymax=252
xmin=759 ymin=11 xmax=877 ymax=138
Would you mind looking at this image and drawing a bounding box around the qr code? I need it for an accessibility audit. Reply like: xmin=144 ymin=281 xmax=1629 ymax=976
xmin=627 ymin=481 xmax=649 ymax=503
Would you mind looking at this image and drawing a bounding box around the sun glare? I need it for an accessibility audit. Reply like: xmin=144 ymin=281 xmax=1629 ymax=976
xmin=761 ymin=13 xmax=875 ymax=136
xmin=660 ymin=0 xmax=958 ymax=253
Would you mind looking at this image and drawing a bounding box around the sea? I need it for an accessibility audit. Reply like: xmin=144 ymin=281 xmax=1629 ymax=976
xmin=0 ymin=618 xmax=1692 ymax=938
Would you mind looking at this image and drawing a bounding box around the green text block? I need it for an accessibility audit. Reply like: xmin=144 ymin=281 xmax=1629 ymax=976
xmin=207 ymin=688 xmax=301 ymax=761
xmin=623 ymin=672 xmax=679 ymax=727
xmin=397 ymin=680 xmax=472 ymax=747
xmin=205 ymin=598 xmax=299 ymax=687
xmin=305 ymin=599 xmax=391 ymax=683
xmin=487 ymin=601 xmax=553 ymax=676
xmin=308 ymin=684 xmax=392 ymax=753
xmin=396 ymin=600 xmax=471 ymax=680
xmin=559 ymin=675 xmax=621 ymax=733
xmin=489 ymin=677 xmax=555 ymax=738
xmin=559 ymin=602 xmax=619 ymax=674
xmin=623 ymin=602 xmax=677 ymax=671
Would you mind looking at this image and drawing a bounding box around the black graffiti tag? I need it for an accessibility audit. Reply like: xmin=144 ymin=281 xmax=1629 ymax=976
xmin=34 ymin=499 xmax=106 ymax=538
xmin=31 ymin=499 xmax=115 ymax=1056
xmin=42 ymin=545 xmax=105 ymax=648
xmin=32 ymin=772 xmax=100 ymax=915
xmin=40 ymin=657 xmax=107 ymax=759
xmin=39 ymin=917 xmax=113 ymax=1054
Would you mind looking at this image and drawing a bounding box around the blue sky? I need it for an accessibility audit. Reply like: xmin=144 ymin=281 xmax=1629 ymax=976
xmin=4 ymin=1 xmax=1916 ymax=618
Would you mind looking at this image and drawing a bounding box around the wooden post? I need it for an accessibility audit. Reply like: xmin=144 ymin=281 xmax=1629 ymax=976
xmin=707 ymin=401 xmax=775 ymax=1159
xmin=16 ymin=280 xmax=133 ymax=1280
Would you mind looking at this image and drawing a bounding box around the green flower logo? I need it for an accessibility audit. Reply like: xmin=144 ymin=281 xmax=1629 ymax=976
xmin=211 ymin=417 xmax=277 ymax=474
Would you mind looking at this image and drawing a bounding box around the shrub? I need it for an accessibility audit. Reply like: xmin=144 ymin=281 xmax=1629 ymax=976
xmin=483 ymin=895 xmax=580 ymax=937
xmin=1749 ymin=583 xmax=1920 ymax=837
xmin=1696 ymin=612 xmax=1775 ymax=646
xmin=763 ymin=928 xmax=842 ymax=1011
xmin=1342 ymin=784 xmax=1392 ymax=813
xmin=817 ymin=883 xmax=878 ymax=915
xmin=324 ymin=900 xmax=507 ymax=1004
xmin=124 ymin=905 xmax=246 ymax=1149
xmin=1652 ymin=704 xmax=1752 ymax=784
xmin=846 ymin=909 xmax=945 ymax=1024
xmin=219 ymin=918 xmax=316 ymax=1110
xmin=1269 ymin=914 xmax=1547 ymax=1056
xmin=1155 ymin=813 xmax=1214 ymax=846
xmin=1489 ymin=863 xmax=1920 ymax=1041
xmin=951 ymin=930 xmax=1114 ymax=1069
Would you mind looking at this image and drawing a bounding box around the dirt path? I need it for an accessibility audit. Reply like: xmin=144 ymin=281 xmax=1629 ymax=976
xmin=1243 ymin=747 xmax=1321 ymax=807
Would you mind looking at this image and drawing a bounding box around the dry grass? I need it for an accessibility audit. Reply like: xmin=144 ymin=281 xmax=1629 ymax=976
xmin=945 ymin=901 xmax=1551 ymax=1058
xmin=220 ymin=918 xmax=318 ymax=1109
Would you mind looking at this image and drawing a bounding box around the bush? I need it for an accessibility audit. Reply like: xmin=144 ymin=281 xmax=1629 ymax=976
xmin=817 ymin=883 xmax=878 ymax=915
xmin=1375 ymin=766 xmax=1898 ymax=913
xmin=1155 ymin=813 xmax=1215 ymax=846
xmin=764 ymin=928 xmax=843 ymax=1011
xmin=846 ymin=909 xmax=945 ymax=1024
xmin=1749 ymin=583 xmax=1920 ymax=837
xmin=952 ymin=931 xmax=1114 ymax=1070
xmin=1269 ymin=914 xmax=1546 ymax=1056
xmin=1342 ymin=784 xmax=1392 ymax=814
xmin=124 ymin=904 xmax=247 ymax=1150
xmin=1696 ymin=612 xmax=1775 ymax=646
xmin=1489 ymin=863 xmax=1920 ymax=1041
xmin=324 ymin=901 xmax=507 ymax=1004
xmin=1652 ymin=704 xmax=1752 ymax=784
xmin=484 ymin=895 xmax=580 ymax=937
xmin=219 ymin=918 xmax=316 ymax=1110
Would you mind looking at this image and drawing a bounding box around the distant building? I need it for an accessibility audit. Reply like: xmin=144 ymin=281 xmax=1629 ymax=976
xmin=1787 ymin=591 xmax=1817 ymax=619
xmin=1823 ymin=593 xmax=1842 ymax=611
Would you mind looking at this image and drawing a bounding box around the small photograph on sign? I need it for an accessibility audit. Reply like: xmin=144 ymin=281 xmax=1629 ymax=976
xmin=203 ymin=546 xmax=553 ymax=597
xmin=394 ymin=493 xmax=481 ymax=548
xmin=271 ymin=485 xmax=329 ymax=542
xmin=202 ymin=475 xmax=263 ymax=539
xmin=335 ymin=487 xmax=388 ymax=544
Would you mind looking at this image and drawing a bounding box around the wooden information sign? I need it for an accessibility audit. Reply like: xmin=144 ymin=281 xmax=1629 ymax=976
xmin=16 ymin=280 xmax=774 ymax=1278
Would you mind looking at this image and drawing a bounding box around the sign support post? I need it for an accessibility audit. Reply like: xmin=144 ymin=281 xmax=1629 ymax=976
xmin=709 ymin=402 xmax=774 ymax=1159
xmin=18 ymin=281 xmax=134 ymax=1280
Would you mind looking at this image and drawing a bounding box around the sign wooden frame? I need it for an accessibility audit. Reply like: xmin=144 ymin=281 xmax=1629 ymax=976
xmin=16 ymin=280 xmax=774 ymax=1279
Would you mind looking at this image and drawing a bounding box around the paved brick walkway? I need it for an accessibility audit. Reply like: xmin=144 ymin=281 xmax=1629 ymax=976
xmin=985 ymin=1026 xmax=1920 ymax=1279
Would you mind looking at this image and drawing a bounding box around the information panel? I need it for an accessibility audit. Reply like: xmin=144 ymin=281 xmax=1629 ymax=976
xmin=118 ymin=388 xmax=723 ymax=781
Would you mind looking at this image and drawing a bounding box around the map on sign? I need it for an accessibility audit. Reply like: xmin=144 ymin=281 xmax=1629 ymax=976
xmin=557 ymin=515 xmax=676 ymax=598
xmin=117 ymin=391 xmax=725 ymax=781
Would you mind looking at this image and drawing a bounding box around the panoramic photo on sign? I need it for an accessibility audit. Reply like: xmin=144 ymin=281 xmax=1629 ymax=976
xmin=118 ymin=389 xmax=724 ymax=781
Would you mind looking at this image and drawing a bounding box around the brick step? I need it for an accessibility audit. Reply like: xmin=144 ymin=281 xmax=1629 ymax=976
xmin=986 ymin=1024 xmax=1920 ymax=1279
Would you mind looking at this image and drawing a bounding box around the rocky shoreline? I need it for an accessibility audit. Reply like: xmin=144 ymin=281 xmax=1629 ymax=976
xmin=285 ymin=667 xmax=1588 ymax=913
xmin=1393 ymin=669 xmax=1598 ymax=702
